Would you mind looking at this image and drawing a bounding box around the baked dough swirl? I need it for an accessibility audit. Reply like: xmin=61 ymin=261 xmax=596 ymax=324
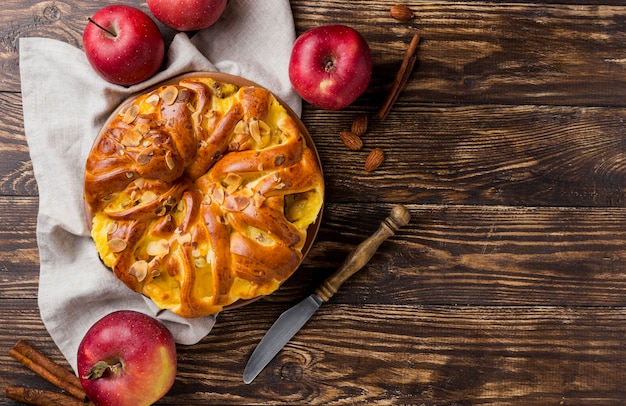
xmin=84 ymin=75 xmax=324 ymax=318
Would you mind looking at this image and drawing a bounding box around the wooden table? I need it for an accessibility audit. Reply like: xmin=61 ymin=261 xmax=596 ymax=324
xmin=2 ymin=1 xmax=626 ymax=404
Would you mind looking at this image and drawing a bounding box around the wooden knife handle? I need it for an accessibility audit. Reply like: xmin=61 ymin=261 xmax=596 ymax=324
xmin=314 ymin=205 xmax=411 ymax=302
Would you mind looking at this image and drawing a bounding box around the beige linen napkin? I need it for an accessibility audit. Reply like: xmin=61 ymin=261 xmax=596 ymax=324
xmin=19 ymin=0 xmax=299 ymax=371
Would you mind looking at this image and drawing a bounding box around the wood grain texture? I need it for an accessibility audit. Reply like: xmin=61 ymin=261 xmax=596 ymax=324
xmin=4 ymin=302 xmax=626 ymax=405
xmin=305 ymin=104 xmax=626 ymax=207
xmin=2 ymin=0 xmax=626 ymax=404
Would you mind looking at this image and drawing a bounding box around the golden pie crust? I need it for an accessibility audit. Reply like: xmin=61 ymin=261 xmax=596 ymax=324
xmin=84 ymin=73 xmax=324 ymax=318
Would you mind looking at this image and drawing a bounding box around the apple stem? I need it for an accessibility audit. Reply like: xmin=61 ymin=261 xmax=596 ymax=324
xmin=87 ymin=17 xmax=117 ymax=38
xmin=83 ymin=360 xmax=123 ymax=380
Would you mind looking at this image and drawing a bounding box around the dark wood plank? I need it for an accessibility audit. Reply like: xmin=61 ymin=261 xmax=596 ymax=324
xmin=305 ymin=104 xmax=626 ymax=207
xmin=218 ymin=304 xmax=626 ymax=405
xmin=292 ymin=2 xmax=626 ymax=107
xmin=0 ymin=93 xmax=37 ymax=197
xmin=3 ymin=301 xmax=626 ymax=405
xmin=0 ymin=2 xmax=625 ymax=108
xmin=2 ymin=199 xmax=625 ymax=309
xmin=0 ymin=196 xmax=38 ymax=300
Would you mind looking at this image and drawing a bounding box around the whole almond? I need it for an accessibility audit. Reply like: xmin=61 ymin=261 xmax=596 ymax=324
xmin=351 ymin=113 xmax=368 ymax=136
xmin=364 ymin=148 xmax=384 ymax=172
xmin=340 ymin=131 xmax=363 ymax=150
xmin=390 ymin=4 xmax=415 ymax=21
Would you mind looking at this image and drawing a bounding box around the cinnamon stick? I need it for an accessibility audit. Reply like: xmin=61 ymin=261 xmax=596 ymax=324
xmin=377 ymin=33 xmax=420 ymax=120
xmin=6 ymin=385 xmax=93 ymax=406
xmin=9 ymin=340 xmax=87 ymax=401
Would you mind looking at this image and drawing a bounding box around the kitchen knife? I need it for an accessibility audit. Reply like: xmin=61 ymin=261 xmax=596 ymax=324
xmin=243 ymin=204 xmax=411 ymax=384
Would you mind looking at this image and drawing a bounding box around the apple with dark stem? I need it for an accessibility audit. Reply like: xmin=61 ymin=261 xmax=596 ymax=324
xmin=83 ymin=5 xmax=165 ymax=86
xmin=77 ymin=310 xmax=177 ymax=406
xmin=289 ymin=24 xmax=372 ymax=111
xmin=147 ymin=0 xmax=228 ymax=32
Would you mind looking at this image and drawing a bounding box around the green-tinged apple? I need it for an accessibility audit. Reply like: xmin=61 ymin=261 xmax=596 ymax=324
xmin=77 ymin=310 xmax=177 ymax=406
xmin=83 ymin=5 xmax=165 ymax=86
xmin=289 ymin=24 xmax=372 ymax=111
xmin=147 ymin=0 xmax=227 ymax=31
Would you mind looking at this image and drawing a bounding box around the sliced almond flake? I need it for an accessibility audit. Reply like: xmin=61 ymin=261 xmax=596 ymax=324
xmin=129 ymin=260 xmax=148 ymax=282
xmin=177 ymin=88 xmax=189 ymax=103
xmin=206 ymin=250 xmax=216 ymax=266
xmin=240 ymin=187 xmax=254 ymax=198
xmin=187 ymin=102 xmax=196 ymax=113
xmin=121 ymin=131 xmax=142 ymax=147
xmin=146 ymin=93 xmax=160 ymax=106
xmin=107 ymin=222 xmax=119 ymax=235
xmin=258 ymin=120 xmax=271 ymax=136
xmin=134 ymin=177 xmax=145 ymax=189
xmin=115 ymin=142 xmax=125 ymax=156
xmin=135 ymin=122 xmax=150 ymax=135
xmin=202 ymin=195 xmax=212 ymax=205
xmin=234 ymin=119 xmax=247 ymax=134
xmin=141 ymin=190 xmax=158 ymax=203
xmin=248 ymin=118 xmax=262 ymax=144
xmin=161 ymin=86 xmax=179 ymax=105
xmin=165 ymin=151 xmax=175 ymax=170
xmin=123 ymin=105 xmax=140 ymax=124
xmin=126 ymin=172 xmax=135 ymax=179
xmin=257 ymin=163 xmax=264 ymax=171
xmin=223 ymin=173 xmax=243 ymax=193
xmin=212 ymin=186 xmax=225 ymax=205
xmin=231 ymin=196 xmax=250 ymax=211
xmin=146 ymin=239 xmax=170 ymax=257
xmin=253 ymin=192 xmax=266 ymax=208
xmin=108 ymin=238 xmax=127 ymax=253
xmin=273 ymin=173 xmax=281 ymax=183
xmin=175 ymin=199 xmax=185 ymax=212
xmin=192 ymin=248 xmax=202 ymax=257
xmin=136 ymin=150 xmax=153 ymax=165
xmin=178 ymin=233 xmax=192 ymax=245
xmin=194 ymin=257 xmax=207 ymax=268
xmin=275 ymin=182 xmax=286 ymax=190
xmin=118 ymin=104 xmax=129 ymax=117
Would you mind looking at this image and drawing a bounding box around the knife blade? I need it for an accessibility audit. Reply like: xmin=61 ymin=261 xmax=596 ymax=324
xmin=243 ymin=204 xmax=411 ymax=384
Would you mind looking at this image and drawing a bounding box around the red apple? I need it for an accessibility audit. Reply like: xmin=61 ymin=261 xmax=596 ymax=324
xmin=147 ymin=0 xmax=227 ymax=31
xmin=289 ymin=24 xmax=372 ymax=111
xmin=83 ymin=5 xmax=165 ymax=86
xmin=77 ymin=310 xmax=177 ymax=406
